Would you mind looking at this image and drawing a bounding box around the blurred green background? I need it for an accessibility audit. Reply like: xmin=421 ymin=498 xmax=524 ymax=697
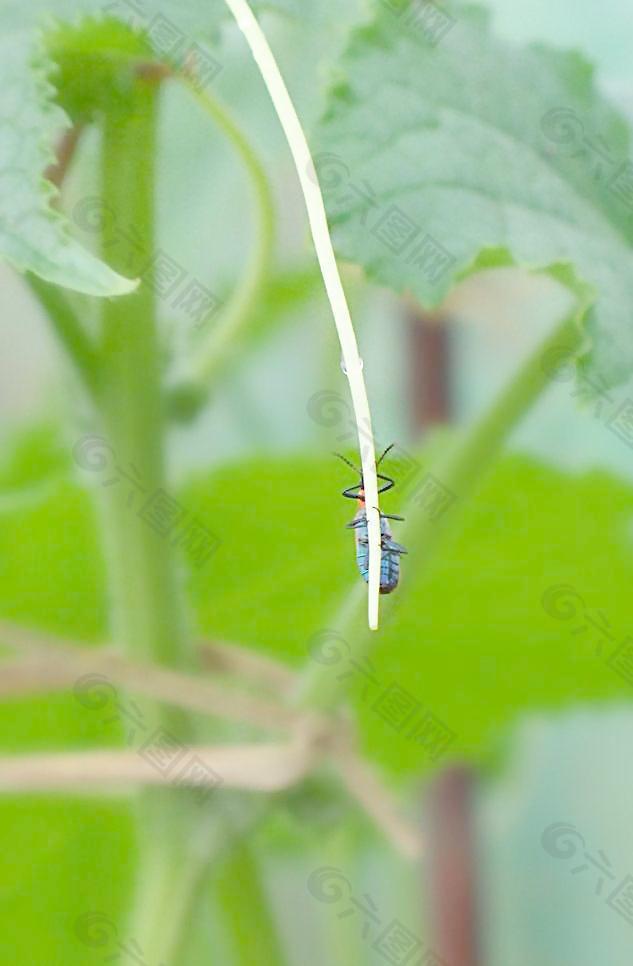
xmin=1 ymin=1 xmax=632 ymax=964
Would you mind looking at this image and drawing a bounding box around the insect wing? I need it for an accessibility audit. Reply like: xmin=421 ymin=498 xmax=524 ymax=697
xmin=384 ymin=539 xmax=407 ymax=555
xmin=354 ymin=514 xmax=370 ymax=583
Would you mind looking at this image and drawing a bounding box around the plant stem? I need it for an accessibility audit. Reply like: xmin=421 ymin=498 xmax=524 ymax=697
xmin=99 ymin=91 xmax=192 ymax=673
xmin=26 ymin=274 xmax=101 ymax=396
xmin=96 ymin=74 xmax=288 ymax=966
xmin=222 ymin=0 xmax=383 ymax=631
xmin=216 ymin=841 xmax=287 ymax=965
xmin=295 ymin=309 xmax=585 ymax=711
xmin=97 ymin=78 xmax=201 ymax=964
xmin=172 ymin=81 xmax=275 ymax=413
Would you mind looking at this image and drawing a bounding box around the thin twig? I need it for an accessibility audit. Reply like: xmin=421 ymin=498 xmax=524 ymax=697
xmin=0 ymin=622 xmax=304 ymax=733
xmin=0 ymin=622 xmax=422 ymax=856
xmin=44 ymin=125 xmax=84 ymax=190
xmin=0 ymin=739 xmax=319 ymax=794
xmin=222 ymin=0 xmax=382 ymax=629
xmin=179 ymin=81 xmax=276 ymax=399
xmin=29 ymin=125 xmax=102 ymax=394
xmin=333 ymin=748 xmax=424 ymax=859
xmin=0 ymin=654 xmax=89 ymax=699
xmin=198 ymin=639 xmax=295 ymax=694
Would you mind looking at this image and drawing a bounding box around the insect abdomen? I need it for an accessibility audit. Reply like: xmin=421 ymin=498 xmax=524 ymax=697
xmin=354 ymin=512 xmax=400 ymax=594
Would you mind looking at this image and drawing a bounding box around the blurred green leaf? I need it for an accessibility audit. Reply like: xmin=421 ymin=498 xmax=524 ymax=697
xmin=0 ymin=29 xmax=137 ymax=296
xmin=1 ymin=440 xmax=632 ymax=958
xmin=183 ymin=454 xmax=633 ymax=779
xmin=0 ymin=454 xmax=129 ymax=961
xmin=2 ymin=449 xmax=633 ymax=774
xmin=314 ymin=3 xmax=633 ymax=388
xmin=0 ymin=798 xmax=135 ymax=965
xmin=0 ymin=423 xmax=70 ymax=491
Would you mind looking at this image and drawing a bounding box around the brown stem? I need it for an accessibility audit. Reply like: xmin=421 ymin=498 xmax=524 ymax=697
xmin=425 ymin=766 xmax=481 ymax=966
xmin=45 ymin=125 xmax=84 ymax=190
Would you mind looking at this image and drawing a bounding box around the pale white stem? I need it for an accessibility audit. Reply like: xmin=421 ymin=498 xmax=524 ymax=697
xmin=333 ymin=749 xmax=424 ymax=859
xmin=0 ymin=741 xmax=317 ymax=794
xmin=0 ymin=622 xmax=305 ymax=733
xmin=0 ymin=741 xmax=422 ymax=857
xmin=199 ymin=639 xmax=295 ymax=694
xmin=223 ymin=0 xmax=381 ymax=629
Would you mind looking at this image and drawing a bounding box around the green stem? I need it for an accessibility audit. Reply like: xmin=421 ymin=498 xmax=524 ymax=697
xmin=216 ymin=841 xmax=287 ymax=966
xmin=170 ymin=81 xmax=276 ymax=417
xmin=97 ymin=78 xmax=201 ymax=965
xmin=96 ymin=74 xmax=287 ymax=966
xmin=99 ymin=89 xmax=192 ymax=673
xmin=27 ymin=274 xmax=101 ymax=396
xmin=295 ymin=309 xmax=585 ymax=711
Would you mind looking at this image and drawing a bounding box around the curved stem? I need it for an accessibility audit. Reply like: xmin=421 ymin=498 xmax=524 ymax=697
xmin=294 ymin=308 xmax=586 ymax=711
xmin=221 ymin=0 xmax=383 ymax=630
xmin=177 ymin=80 xmax=276 ymax=398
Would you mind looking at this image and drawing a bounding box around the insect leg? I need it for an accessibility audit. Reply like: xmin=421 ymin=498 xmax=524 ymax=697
xmin=377 ymin=473 xmax=395 ymax=495
xmin=370 ymin=505 xmax=403 ymax=522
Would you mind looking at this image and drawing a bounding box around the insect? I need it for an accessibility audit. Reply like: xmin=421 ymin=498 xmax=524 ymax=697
xmin=336 ymin=444 xmax=407 ymax=594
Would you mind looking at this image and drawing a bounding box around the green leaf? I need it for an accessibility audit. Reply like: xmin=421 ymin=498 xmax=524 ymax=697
xmin=181 ymin=455 xmax=633 ymax=780
xmin=0 ymin=450 xmax=130 ymax=962
xmin=0 ymin=426 xmax=632 ymax=956
xmin=0 ymin=0 xmax=356 ymax=297
xmin=0 ymin=29 xmax=138 ymax=296
xmin=2 ymin=444 xmax=632 ymax=782
xmin=314 ymin=4 xmax=633 ymax=389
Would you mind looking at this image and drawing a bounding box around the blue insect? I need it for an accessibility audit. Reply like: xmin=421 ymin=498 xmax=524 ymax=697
xmin=336 ymin=444 xmax=407 ymax=594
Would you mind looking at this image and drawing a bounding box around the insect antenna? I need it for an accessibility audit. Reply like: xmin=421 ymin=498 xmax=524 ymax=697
xmin=334 ymin=452 xmax=362 ymax=476
xmin=376 ymin=443 xmax=395 ymax=467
